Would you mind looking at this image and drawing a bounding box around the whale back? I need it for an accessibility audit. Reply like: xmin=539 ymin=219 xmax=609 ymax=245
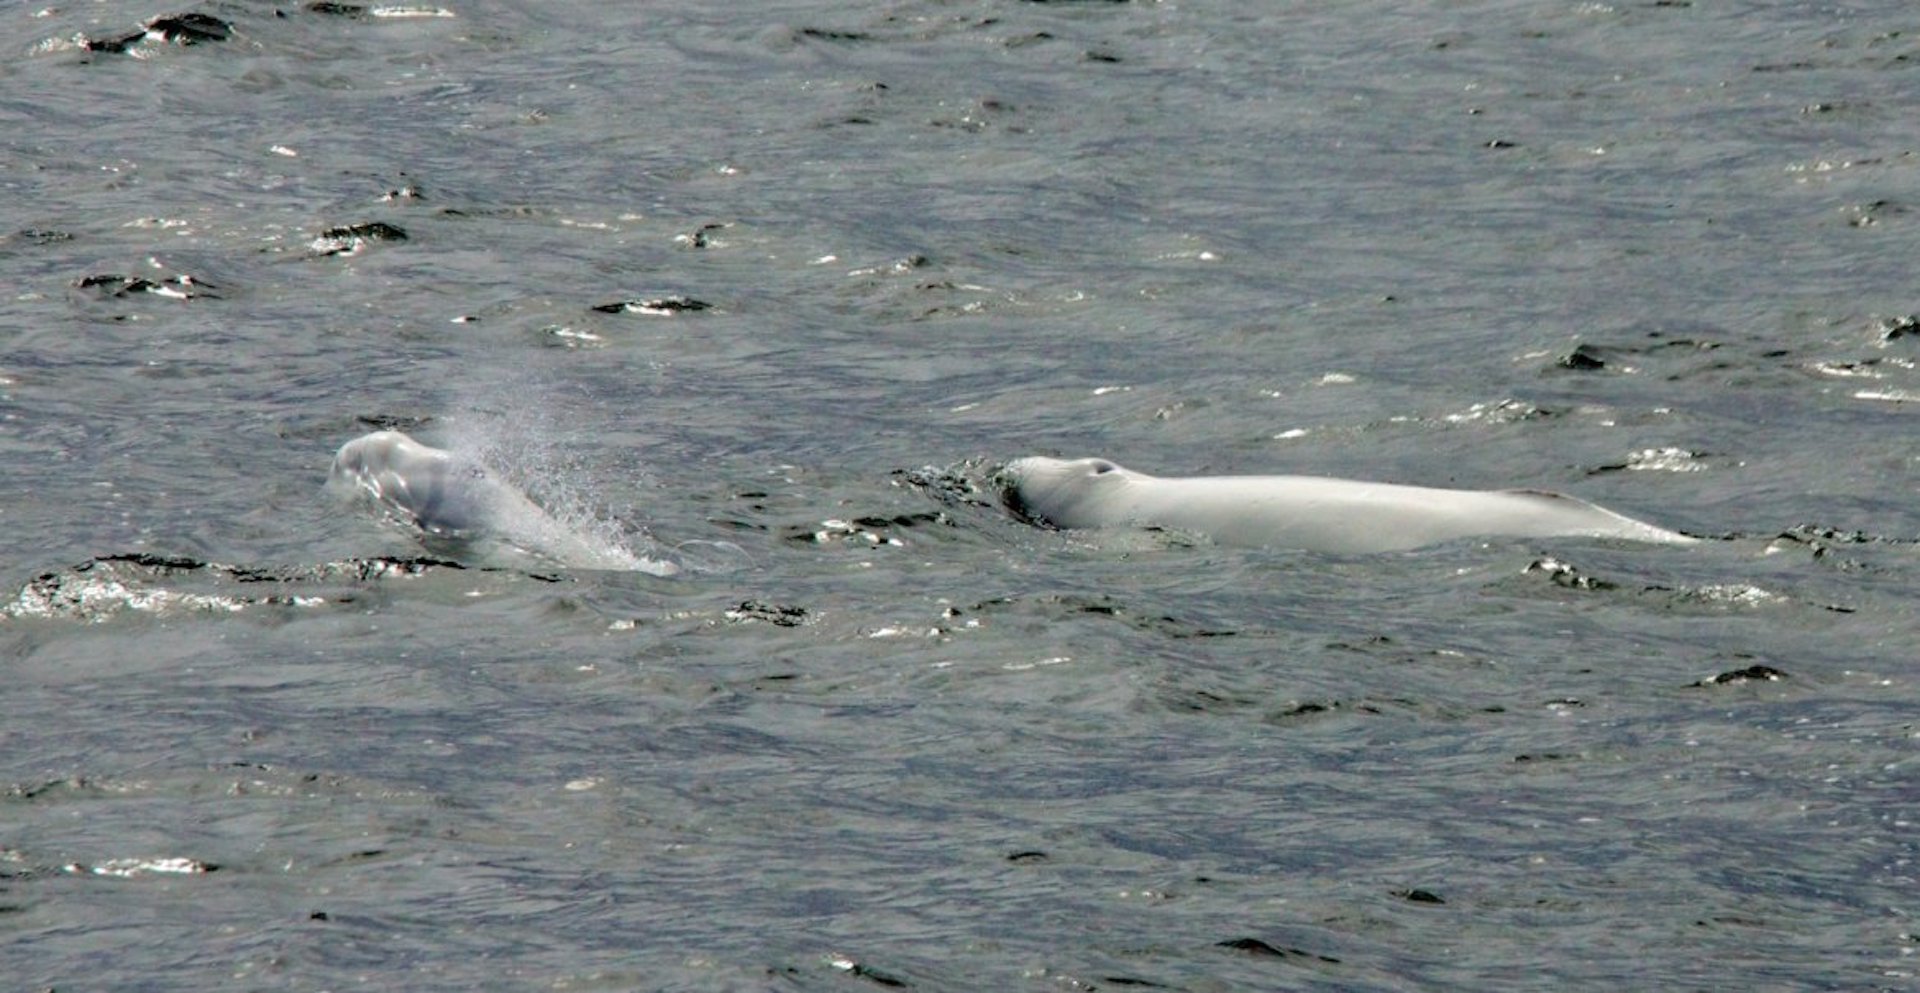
xmin=1003 ymin=456 xmax=1695 ymax=553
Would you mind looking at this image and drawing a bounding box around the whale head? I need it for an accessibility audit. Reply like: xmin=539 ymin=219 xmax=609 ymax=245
xmin=329 ymin=430 xmax=491 ymax=533
xmin=1001 ymin=456 xmax=1139 ymax=530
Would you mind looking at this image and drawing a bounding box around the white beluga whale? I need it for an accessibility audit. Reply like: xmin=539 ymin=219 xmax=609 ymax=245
xmin=1001 ymin=456 xmax=1697 ymax=554
xmin=329 ymin=430 xmax=676 ymax=574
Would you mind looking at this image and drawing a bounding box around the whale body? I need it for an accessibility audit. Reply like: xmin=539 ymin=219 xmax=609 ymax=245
xmin=329 ymin=430 xmax=675 ymax=574
xmin=1001 ymin=456 xmax=1696 ymax=554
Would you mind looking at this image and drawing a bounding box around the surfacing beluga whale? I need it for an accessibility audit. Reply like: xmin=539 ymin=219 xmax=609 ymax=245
xmin=329 ymin=430 xmax=677 ymax=575
xmin=1000 ymin=456 xmax=1697 ymax=554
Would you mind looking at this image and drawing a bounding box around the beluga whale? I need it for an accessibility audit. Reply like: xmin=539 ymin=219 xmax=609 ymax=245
xmin=329 ymin=430 xmax=677 ymax=574
xmin=1001 ymin=456 xmax=1697 ymax=554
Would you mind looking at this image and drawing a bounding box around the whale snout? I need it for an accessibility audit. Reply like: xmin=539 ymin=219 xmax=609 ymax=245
xmin=999 ymin=456 xmax=1129 ymax=531
xmin=997 ymin=458 xmax=1052 ymax=527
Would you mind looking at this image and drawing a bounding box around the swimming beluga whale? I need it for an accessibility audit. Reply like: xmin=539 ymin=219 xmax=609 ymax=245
xmin=1001 ymin=456 xmax=1697 ymax=553
xmin=329 ymin=430 xmax=676 ymax=574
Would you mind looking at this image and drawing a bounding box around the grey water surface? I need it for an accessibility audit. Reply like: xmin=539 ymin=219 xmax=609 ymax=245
xmin=4 ymin=1 xmax=1918 ymax=989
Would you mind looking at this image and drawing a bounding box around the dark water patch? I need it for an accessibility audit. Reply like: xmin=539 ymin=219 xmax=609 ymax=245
xmin=1511 ymin=751 xmax=1582 ymax=764
xmin=892 ymin=461 xmax=999 ymax=514
xmin=829 ymin=956 xmax=912 ymax=987
xmin=435 ymin=205 xmax=545 ymax=222
xmin=1557 ymin=343 xmax=1611 ymax=371
xmin=301 ymin=2 xmax=450 ymax=18
xmin=1805 ymin=355 xmax=1903 ymax=380
xmin=85 ymin=12 xmax=232 ymax=53
xmin=830 ymin=253 xmax=1083 ymax=326
xmin=1265 ymin=698 xmax=1393 ymax=724
xmin=904 ymin=279 xmax=1017 ymax=321
xmin=1585 ymin=446 xmax=1715 ymax=475
xmin=6 ymin=228 xmax=77 ymax=249
xmin=1447 ymin=397 xmax=1561 ymax=424
xmin=963 ymin=593 xmax=1236 ymax=640
xmin=0 ymin=553 xmax=502 ymax=623
xmin=783 ymin=511 xmax=949 ymax=547
xmin=227 ymin=556 xmax=473 ymax=583
xmin=1693 ymin=663 xmax=1790 ymax=686
xmin=375 ymin=179 xmax=428 ymax=203
xmin=928 ymin=98 xmax=1028 ymax=134
xmin=1216 ymin=936 xmax=1341 ymax=964
xmin=1653 ymin=582 xmax=1853 ymax=615
xmin=350 ymin=412 xmax=438 ymax=432
xmin=1002 ymin=31 xmax=1056 ymax=51
xmin=724 ymin=600 xmax=809 ymax=627
xmin=1511 ymin=555 xmax=1855 ymax=615
xmin=537 ymin=322 xmax=605 ymax=348
xmin=590 ymin=295 xmax=712 ymax=315
xmin=813 ymin=82 xmax=898 ymax=129
xmin=61 ymin=856 xmax=220 ymax=877
xmin=849 ymin=253 xmax=933 ymax=278
xmin=1153 ymin=685 xmax=1265 ymax=716
xmin=147 ymin=13 xmax=232 ymax=45
xmin=3 ymin=557 xmax=323 ymax=622
xmin=689 ymin=484 xmax=824 ymax=536
xmin=309 ymin=222 xmax=409 ymax=257
xmin=675 ymin=221 xmax=732 ymax=249
xmin=1519 ymin=555 xmax=1621 ymax=591
xmin=72 ymin=273 xmax=219 ymax=301
xmin=1844 ymin=199 xmax=1907 ymax=229
xmin=1552 ymin=330 xmax=1726 ymax=377
xmin=1135 ymin=633 xmax=1520 ymax=723
xmin=798 ymin=27 xmax=875 ymax=44
xmin=1765 ymin=526 xmax=1920 ymax=573
xmin=1875 ymin=314 xmax=1919 ymax=341
xmin=8 ymin=776 xmax=117 ymax=802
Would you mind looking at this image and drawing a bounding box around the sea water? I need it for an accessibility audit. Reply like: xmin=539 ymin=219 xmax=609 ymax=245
xmin=3 ymin=2 xmax=1917 ymax=989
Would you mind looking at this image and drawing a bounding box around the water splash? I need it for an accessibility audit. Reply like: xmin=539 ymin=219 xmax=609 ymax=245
xmin=342 ymin=416 xmax=677 ymax=576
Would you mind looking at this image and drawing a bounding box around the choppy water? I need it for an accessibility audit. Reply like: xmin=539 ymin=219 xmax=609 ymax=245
xmin=5 ymin=1 xmax=1919 ymax=989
